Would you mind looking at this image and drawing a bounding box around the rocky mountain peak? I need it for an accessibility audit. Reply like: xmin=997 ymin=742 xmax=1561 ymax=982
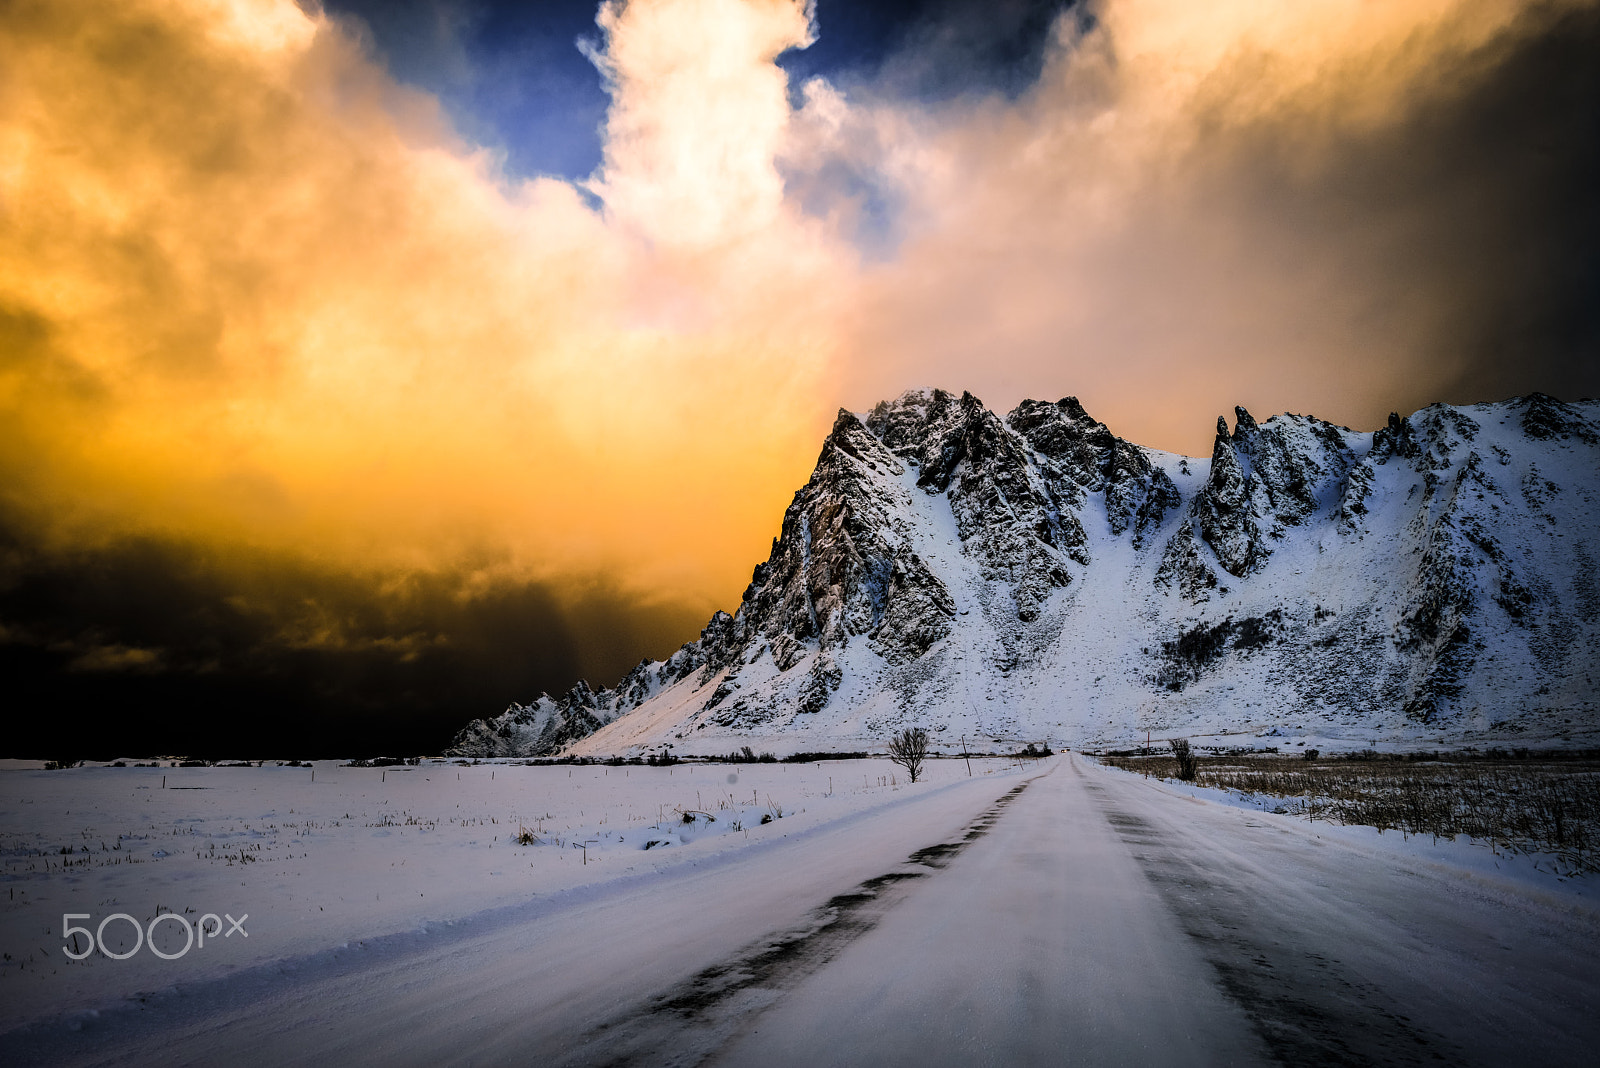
xmin=1193 ymin=413 xmax=1257 ymax=577
xmin=863 ymin=388 xmax=1014 ymax=494
xmin=1371 ymin=411 xmax=1420 ymax=463
xmin=1005 ymin=397 xmax=1116 ymax=489
xmin=1231 ymin=406 xmax=1260 ymax=443
xmin=449 ymin=393 xmax=1599 ymax=759
xmin=1519 ymin=392 xmax=1599 ymax=443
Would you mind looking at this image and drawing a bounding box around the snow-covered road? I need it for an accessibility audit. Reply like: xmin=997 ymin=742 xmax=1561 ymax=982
xmin=711 ymin=757 xmax=1263 ymax=1067
xmin=6 ymin=755 xmax=1598 ymax=1066
xmin=719 ymin=756 xmax=1600 ymax=1066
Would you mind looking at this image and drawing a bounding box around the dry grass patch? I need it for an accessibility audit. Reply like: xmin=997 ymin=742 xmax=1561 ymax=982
xmin=1096 ymin=751 xmax=1600 ymax=873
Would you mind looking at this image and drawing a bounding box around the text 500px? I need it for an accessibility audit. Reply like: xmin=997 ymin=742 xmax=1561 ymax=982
xmin=62 ymin=912 xmax=248 ymax=960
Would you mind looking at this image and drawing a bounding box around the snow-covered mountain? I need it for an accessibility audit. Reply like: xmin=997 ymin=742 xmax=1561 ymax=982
xmin=447 ymin=390 xmax=1600 ymax=757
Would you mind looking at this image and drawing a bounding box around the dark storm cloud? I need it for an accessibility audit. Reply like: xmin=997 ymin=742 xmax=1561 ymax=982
xmin=825 ymin=0 xmax=1600 ymax=452
xmin=1417 ymin=1 xmax=1600 ymax=402
xmin=0 ymin=512 xmax=708 ymax=758
xmin=1184 ymin=0 xmax=1600 ymax=413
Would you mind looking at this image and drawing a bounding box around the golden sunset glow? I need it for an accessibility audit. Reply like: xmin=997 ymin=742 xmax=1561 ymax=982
xmin=1 ymin=0 xmax=1593 ymax=620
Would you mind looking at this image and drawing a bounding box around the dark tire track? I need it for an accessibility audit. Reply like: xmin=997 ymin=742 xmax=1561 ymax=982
xmin=1078 ymin=762 xmax=1469 ymax=1067
xmin=558 ymin=781 xmax=1034 ymax=1068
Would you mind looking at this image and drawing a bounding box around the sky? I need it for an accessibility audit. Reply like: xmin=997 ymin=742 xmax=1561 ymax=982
xmin=1 ymin=0 xmax=1596 ymax=757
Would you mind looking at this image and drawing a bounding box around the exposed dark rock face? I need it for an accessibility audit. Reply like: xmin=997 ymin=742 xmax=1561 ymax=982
xmin=1154 ymin=519 xmax=1219 ymax=601
xmin=869 ymin=390 xmax=1082 ymax=621
xmin=753 ymin=411 xmax=907 ymax=651
xmin=1006 ymin=397 xmax=1180 ymax=548
xmin=447 ymin=391 xmax=1599 ymax=757
xmin=1181 ymin=408 xmax=1358 ymax=581
xmin=798 ymin=652 xmax=842 ymax=716
xmin=870 ymin=551 xmax=955 ymax=664
xmin=1519 ymin=392 xmax=1599 ymax=443
xmin=1195 ymin=414 xmax=1257 ymax=577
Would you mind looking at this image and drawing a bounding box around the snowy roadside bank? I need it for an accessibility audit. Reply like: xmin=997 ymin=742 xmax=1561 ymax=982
xmin=1088 ymin=757 xmax=1600 ymax=905
xmin=0 ymin=757 xmax=1032 ymax=1031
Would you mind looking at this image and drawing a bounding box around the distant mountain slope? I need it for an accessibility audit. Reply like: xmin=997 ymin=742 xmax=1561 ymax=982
xmin=446 ymin=391 xmax=1600 ymax=757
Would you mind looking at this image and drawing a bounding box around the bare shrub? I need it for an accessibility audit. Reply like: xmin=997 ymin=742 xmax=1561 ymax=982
xmin=887 ymin=728 xmax=930 ymax=783
xmin=1169 ymin=738 xmax=1197 ymax=780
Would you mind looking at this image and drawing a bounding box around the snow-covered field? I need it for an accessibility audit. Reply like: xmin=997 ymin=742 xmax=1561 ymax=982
xmin=3 ymin=754 xmax=1598 ymax=1066
xmin=0 ymin=756 xmax=1023 ymax=1035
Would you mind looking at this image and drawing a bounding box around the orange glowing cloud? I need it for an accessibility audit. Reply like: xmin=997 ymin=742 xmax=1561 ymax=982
xmin=0 ymin=0 xmax=848 ymax=610
xmin=1 ymin=0 xmax=1592 ymax=623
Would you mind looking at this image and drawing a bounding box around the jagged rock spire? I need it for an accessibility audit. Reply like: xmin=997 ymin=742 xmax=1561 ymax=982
xmin=1198 ymin=414 xmax=1257 ymax=576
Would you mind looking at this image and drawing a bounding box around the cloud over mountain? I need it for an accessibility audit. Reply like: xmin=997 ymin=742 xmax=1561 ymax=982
xmin=2 ymin=0 xmax=1594 ymax=752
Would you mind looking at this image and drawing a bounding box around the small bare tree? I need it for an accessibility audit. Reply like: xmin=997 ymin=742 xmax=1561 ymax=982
xmin=1169 ymin=737 xmax=1197 ymax=781
xmin=887 ymin=727 xmax=930 ymax=783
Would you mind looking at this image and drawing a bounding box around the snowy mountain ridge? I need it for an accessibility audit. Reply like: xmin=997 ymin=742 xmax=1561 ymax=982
xmin=447 ymin=390 xmax=1600 ymax=756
